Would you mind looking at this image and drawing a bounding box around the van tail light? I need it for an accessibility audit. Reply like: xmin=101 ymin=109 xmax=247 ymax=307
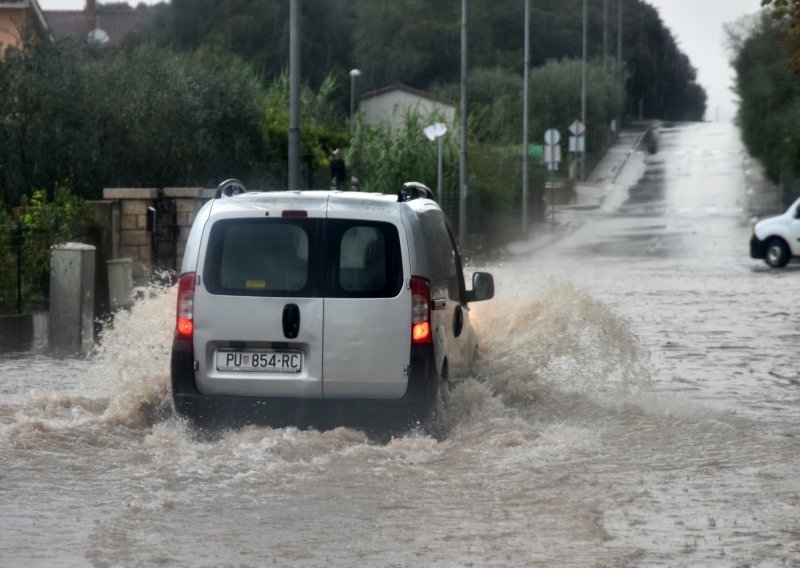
xmin=411 ymin=276 xmax=432 ymax=344
xmin=175 ymin=272 xmax=195 ymax=340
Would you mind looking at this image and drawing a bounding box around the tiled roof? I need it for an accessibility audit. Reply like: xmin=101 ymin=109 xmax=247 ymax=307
xmin=43 ymin=6 xmax=155 ymax=46
xmin=360 ymin=83 xmax=456 ymax=107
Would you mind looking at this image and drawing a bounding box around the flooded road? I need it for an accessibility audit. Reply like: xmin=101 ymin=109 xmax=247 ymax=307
xmin=2 ymin=122 xmax=799 ymax=567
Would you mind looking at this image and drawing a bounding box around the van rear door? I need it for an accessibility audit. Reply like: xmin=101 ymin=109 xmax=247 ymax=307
xmin=321 ymin=214 xmax=412 ymax=399
xmin=192 ymin=198 xmax=326 ymax=398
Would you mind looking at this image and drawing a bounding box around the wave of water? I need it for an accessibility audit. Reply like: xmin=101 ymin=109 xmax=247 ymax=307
xmin=2 ymin=275 xmax=652 ymax=457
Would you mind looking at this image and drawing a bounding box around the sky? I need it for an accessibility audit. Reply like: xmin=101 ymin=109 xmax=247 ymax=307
xmin=38 ymin=0 xmax=161 ymax=8
xmin=39 ymin=0 xmax=763 ymax=123
xmin=645 ymin=0 xmax=762 ymax=122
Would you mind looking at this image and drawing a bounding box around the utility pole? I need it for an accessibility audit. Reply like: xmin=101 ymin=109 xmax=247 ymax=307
xmin=617 ymin=0 xmax=624 ymax=128
xmin=459 ymin=0 xmax=468 ymax=247
xmin=522 ymin=0 xmax=529 ymax=236
xmin=580 ymin=0 xmax=587 ymax=181
xmin=603 ymin=0 xmax=608 ymax=71
xmin=288 ymin=0 xmax=301 ymax=190
xmin=617 ymin=0 xmax=623 ymax=68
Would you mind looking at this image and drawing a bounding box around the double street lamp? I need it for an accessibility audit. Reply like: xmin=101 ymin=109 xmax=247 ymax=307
xmin=424 ymin=123 xmax=448 ymax=204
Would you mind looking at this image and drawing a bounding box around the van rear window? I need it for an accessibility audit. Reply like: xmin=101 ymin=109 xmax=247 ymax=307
xmin=327 ymin=220 xmax=403 ymax=298
xmin=203 ymin=219 xmax=321 ymax=297
xmin=202 ymin=218 xmax=402 ymax=298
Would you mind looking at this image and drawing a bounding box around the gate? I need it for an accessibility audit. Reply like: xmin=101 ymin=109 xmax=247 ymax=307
xmin=147 ymin=188 xmax=177 ymax=272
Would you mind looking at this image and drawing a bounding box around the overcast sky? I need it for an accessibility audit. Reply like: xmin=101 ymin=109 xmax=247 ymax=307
xmin=645 ymin=0 xmax=762 ymax=122
xmin=38 ymin=0 xmax=161 ymax=8
xmin=39 ymin=0 xmax=763 ymax=122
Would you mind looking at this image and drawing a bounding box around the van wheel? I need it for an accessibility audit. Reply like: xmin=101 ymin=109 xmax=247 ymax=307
xmin=424 ymin=362 xmax=445 ymax=416
xmin=765 ymin=238 xmax=790 ymax=268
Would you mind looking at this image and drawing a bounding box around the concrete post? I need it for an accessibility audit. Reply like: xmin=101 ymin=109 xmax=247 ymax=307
xmin=106 ymin=257 xmax=133 ymax=310
xmin=49 ymin=243 xmax=96 ymax=353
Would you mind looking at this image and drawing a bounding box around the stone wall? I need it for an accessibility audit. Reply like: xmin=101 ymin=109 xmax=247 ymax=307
xmin=165 ymin=187 xmax=215 ymax=269
xmin=101 ymin=187 xmax=215 ymax=280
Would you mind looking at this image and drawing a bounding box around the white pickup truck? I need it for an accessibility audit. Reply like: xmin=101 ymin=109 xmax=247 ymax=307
xmin=750 ymin=196 xmax=800 ymax=268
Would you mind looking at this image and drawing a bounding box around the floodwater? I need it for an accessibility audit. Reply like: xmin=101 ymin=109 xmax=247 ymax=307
xmin=2 ymin=122 xmax=799 ymax=567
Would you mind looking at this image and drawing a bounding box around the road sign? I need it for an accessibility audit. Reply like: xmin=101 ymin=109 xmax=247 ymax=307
xmin=544 ymin=144 xmax=561 ymax=163
xmin=569 ymin=120 xmax=585 ymax=136
xmin=528 ymin=144 xmax=544 ymax=158
xmin=569 ymin=135 xmax=585 ymax=153
xmin=544 ymin=128 xmax=560 ymax=145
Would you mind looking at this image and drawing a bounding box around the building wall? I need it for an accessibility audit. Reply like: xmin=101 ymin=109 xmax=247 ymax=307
xmin=0 ymin=8 xmax=28 ymax=50
xmin=360 ymin=90 xmax=455 ymax=130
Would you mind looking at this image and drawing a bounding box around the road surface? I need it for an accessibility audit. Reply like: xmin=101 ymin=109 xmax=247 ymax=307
xmin=1 ymin=121 xmax=798 ymax=567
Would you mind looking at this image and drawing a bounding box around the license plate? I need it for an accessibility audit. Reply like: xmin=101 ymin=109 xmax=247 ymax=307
xmin=216 ymin=349 xmax=302 ymax=373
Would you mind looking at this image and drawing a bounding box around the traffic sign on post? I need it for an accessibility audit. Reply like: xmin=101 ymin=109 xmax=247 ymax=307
xmin=544 ymin=128 xmax=561 ymax=146
xmin=569 ymin=120 xmax=585 ymax=137
xmin=544 ymin=144 xmax=561 ymax=171
xmin=543 ymin=127 xmax=561 ymax=172
xmin=569 ymin=136 xmax=585 ymax=153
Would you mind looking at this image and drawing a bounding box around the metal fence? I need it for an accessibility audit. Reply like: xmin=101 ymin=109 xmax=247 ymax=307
xmin=0 ymin=223 xmax=54 ymax=315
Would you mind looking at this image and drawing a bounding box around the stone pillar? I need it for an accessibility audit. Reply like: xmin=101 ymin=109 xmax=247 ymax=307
xmin=49 ymin=243 xmax=96 ymax=353
xmin=103 ymin=188 xmax=157 ymax=282
xmin=165 ymin=187 xmax=215 ymax=270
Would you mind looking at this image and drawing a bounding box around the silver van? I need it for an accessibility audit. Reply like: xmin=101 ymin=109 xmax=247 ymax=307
xmin=170 ymin=181 xmax=494 ymax=428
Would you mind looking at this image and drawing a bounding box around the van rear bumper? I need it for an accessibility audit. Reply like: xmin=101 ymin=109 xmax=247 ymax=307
xmin=171 ymin=338 xmax=438 ymax=430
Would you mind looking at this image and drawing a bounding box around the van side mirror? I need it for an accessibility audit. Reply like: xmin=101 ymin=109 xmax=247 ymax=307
xmin=465 ymin=272 xmax=494 ymax=303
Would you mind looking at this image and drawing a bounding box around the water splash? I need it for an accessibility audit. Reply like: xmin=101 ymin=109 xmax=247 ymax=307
xmin=3 ymin=274 xmax=651 ymax=451
xmin=469 ymin=279 xmax=652 ymax=405
xmin=2 ymin=282 xmax=176 ymax=444
xmin=90 ymin=283 xmax=175 ymax=426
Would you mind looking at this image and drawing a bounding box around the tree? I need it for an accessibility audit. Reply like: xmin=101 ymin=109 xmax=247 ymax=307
xmin=0 ymin=42 xmax=280 ymax=206
xmin=762 ymin=0 xmax=800 ymax=72
xmin=138 ymin=0 xmax=707 ymax=123
xmin=731 ymin=12 xmax=800 ymax=197
xmin=143 ymin=0 xmax=355 ymax=89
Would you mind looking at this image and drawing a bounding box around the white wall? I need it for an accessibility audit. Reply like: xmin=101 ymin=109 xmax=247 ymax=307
xmin=360 ymin=90 xmax=455 ymax=130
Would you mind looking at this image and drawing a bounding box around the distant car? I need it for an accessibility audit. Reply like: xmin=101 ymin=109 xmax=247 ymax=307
xmin=750 ymin=196 xmax=800 ymax=268
xmin=170 ymin=180 xmax=494 ymax=429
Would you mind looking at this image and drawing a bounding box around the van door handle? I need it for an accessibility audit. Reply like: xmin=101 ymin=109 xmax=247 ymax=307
xmin=282 ymin=304 xmax=300 ymax=339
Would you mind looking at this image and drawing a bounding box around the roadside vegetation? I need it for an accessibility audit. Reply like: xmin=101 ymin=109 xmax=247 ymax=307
xmin=0 ymin=0 xmax=708 ymax=310
xmin=0 ymin=189 xmax=91 ymax=313
xmin=0 ymin=0 xmax=706 ymax=211
xmin=731 ymin=4 xmax=800 ymax=204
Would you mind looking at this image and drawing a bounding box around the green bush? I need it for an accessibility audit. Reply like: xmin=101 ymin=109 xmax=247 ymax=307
xmin=0 ymin=188 xmax=91 ymax=314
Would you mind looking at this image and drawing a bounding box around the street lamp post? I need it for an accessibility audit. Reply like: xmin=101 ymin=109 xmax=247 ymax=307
xmin=580 ymin=0 xmax=587 ymax=181
xmin=349 ymin=69 xmax=361 ymax=121
xmin=288 ymin=0 xmax=300 ymax=191
xmin=459 ymin=0 xmax=468 ymax=248
xmin=522 ymin=0 xmax=530 ymax=236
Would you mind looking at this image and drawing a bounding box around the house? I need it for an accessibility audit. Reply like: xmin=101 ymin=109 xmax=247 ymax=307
xmin=0 ymin=0 xmax=51 ymax=52
xmin=1 ymin=0 xmax=156 ymax=53
xmin=358 ymin=83 xmax=456 ymax=130
xmin=43 ymin=0 xmax=157 ymax=47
